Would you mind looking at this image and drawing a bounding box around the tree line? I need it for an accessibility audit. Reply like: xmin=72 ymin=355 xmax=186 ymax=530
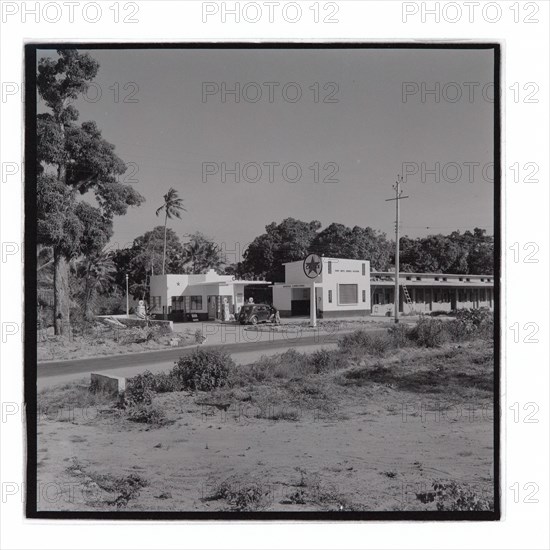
xmin=228 ymin=219 xmax=493 ymax=282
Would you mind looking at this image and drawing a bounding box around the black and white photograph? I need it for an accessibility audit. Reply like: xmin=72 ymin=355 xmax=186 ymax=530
xmin=26 ymin=43 xmax=500 ymax=520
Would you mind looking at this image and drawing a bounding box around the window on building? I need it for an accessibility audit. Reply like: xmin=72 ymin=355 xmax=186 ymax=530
xmin=171 ymin=296 xmax=185 ymax=311
xmin=149 ymin=296 xmax=161 ymax=310
xmin=328 ymin=290 xmax=332 ymax=303
xmin=362 ymin=263 xmax=366 ymax=276
xmin=339 ymin=284 xmax=358 ymax=305
xmin=328 ymin=261 xmax=332 ymax=274
xmin=190 ymin=296 xmax=202 ymax=310
xmin=362 ymin=289 xmax=366 ymax=302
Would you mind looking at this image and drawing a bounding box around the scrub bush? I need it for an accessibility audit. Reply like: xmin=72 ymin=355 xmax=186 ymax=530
xmin=407 ymin=317 xmax=447 ymax=348
xmin=125 ymin=371 xmax=155 ymax=406
xmin=416 ymin=481 xmax=493 ymax=511
xmin=126 ymin=403 xmax=166 ymax=425
xmin=338 ymin=330 xmax=392 ymax=356
xmin=171 ymin=348 xmax=234 ymax=391
xmin=387 ymin=323 xmax=412 ymax=347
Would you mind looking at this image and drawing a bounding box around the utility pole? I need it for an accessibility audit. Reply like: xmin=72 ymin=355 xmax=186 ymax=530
xmin=126 ymin=273 xmax=130 ymax=318
xmin=385 ymin=175 xmax=409 ymax=323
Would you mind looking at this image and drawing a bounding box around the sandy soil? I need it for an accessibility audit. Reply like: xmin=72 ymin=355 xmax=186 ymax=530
xmin=36 ymin=375 xmax=493 ymax=512
xmin=37 ymin=330 xmax=197 ymax=363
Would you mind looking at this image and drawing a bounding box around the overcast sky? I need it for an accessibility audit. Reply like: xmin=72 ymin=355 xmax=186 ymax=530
xmin=38 ymin=47 xmax=495 ymax=259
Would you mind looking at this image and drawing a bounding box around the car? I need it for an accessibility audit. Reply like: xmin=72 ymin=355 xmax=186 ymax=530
xmin=238 ymin=304 xmax=275 ymax=325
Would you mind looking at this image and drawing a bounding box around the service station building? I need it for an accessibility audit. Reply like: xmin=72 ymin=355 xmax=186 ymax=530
xmin=149 ymin=258 xmax=494 ymax=321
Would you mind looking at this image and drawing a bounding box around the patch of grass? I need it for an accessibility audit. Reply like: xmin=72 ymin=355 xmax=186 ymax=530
xmin=338 ymin=330 xmax=393 ymax=356
xmin=286 ymin=468 xmax=360 ymax=511
xmin=126 ymin=403 xmax=167 ymax=426
xmin=38 ymin=380 xmax=115 ymax=417
xmin=416 ymin=480 xmax=493 ymax=511
xmin=339 ymin=342 xmax=493 ymax=400
xmin=208 ymin=476 xmax=272 ymax=511
xmin=67 ymin=458 xmax=147 ymax=508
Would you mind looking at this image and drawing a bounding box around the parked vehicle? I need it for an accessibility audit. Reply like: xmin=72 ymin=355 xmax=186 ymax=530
xmin=238 ymin=304 xmax=276 ymax=325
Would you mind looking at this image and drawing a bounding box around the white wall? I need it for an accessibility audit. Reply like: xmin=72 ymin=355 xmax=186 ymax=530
xmin=279 ymin=258 xmax=371 ymax=314
xmin=150 ymin=274 xmax=235 ymax=314
xmin=321 ymin=258 xmax=370 ymax=313
xmin=273 ymin=285 xmax=292 ymax=312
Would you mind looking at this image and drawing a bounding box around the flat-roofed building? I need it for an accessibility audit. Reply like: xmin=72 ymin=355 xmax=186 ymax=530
xmin=149 ymin=270 xmax=270 ymax=321
xmin=272 ymin=258 xmax=494 ymax=318
xmin=370 ymin=271 xmax=494 ymax=317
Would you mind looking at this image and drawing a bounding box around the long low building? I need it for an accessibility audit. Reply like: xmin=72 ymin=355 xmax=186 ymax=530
xmin=272 ymin=258 xmax=494 ymax=318
xmin=149 ymin=259 xmax=494 ymax=321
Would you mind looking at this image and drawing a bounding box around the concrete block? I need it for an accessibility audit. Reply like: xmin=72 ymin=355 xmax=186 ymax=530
xmin=90 ymin=373 xmax=126 ymax=397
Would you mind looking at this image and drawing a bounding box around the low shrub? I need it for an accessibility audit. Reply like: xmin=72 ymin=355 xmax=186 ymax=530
xmin=338 ymin=330 xmax=393 ymax=356
xmin=150 ymin=371 xmax=183 ymax=393
xmin=455 ymin=308 xmax=494 ymax=340
xmin=124 ymin=371 xmax=156 ymax=406
xmin=126 ymin=403 xmax=166 ymax=425
xmin=408 ymin=317 xmax=447 ymax=348
xmin=272 ymin=349 xmax=311 ymax=378
xmin=171 ymin=348 xmax=234 ymax=391
xmin=387 ymin=323 xmax=412 ymax=347
xmin=210 ymin=477 xmax=271 ymax=511
xmin=308 ymin=348 xmax=340 ymax=373
xmin=416 ymin=480 xmax=493 ymax=511
xmin=194 ymin=329 xmax=206 ymax=344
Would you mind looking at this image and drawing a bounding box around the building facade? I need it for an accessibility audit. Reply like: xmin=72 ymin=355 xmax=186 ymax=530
xmin=149 ymin=270 xmax=270 ymax=321
xmin=272 ymin=258 xmax=494 ymax=318
xmin=272 ymin=258 xmax=372 ymax=318
xmin=150 ymin=261 xmax=495 ymax=322
xmin=370 ymin=271 xmax=494 ymax=316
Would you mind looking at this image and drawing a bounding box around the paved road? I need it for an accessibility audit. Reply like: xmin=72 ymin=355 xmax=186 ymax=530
xmin=37 ymin=332 xmax=344 ymax=384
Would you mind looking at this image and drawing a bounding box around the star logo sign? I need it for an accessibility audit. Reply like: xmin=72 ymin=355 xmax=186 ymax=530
xmin=306 ymin=258 xmax=320 ymax=275
xmin=303 ymin=254 xmax=322 ymax=279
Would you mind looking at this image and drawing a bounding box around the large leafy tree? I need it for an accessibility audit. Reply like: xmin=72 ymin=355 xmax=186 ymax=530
xmin=155 ymin=188 xmax=186 ymax=275
xmin=37 ymin=50 xmax=144 ymax=334
xmin=112 ymin=227 xmax=186 ymax=300
xmin=240 ymin=217 xmax=493 ymax=278
xmin=399 ymin=228 xmax=493 ymax=274
xmin=242 ymin=218 xmax=321 ymax=282
xmin=311 ymin=223 xmax=392 ymax=270
xmin=183 ymin=232 xmax=225 ymax=274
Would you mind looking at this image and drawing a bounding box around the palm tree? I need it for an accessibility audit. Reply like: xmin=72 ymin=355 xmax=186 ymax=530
xmin=78 ymin=252 xmax=116 ymax=320
xmin=185 ymin=232 xmax=224 ymax=273
xmin=155 ymin=188 xmax=186 ymax=275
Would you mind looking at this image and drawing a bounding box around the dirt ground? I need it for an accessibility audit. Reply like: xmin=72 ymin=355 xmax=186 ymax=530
xmin=37 ymin=329 xmax=197 ymax=363
xmin=36 ymin=343 xmax=494 ymax=512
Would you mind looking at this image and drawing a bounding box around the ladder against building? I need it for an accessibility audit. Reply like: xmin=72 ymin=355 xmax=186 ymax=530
xmin=402 ymin=284 xmax=413 ymax=309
